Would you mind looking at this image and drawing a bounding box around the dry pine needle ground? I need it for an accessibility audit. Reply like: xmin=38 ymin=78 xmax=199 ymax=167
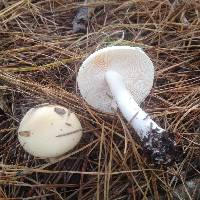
xmin=0 ymin=0 xmax=200 ymax=199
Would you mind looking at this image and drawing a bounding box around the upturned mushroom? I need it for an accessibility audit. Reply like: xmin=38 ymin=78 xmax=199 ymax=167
xmin=77 ymin=46 xmax=179 ymax=165
xmin=18 ymin=104 xmax=82 ymax=159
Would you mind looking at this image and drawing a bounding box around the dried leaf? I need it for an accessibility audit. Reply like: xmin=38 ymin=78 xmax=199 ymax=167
xmin=18 ymin=131 xmax=31 ymax=137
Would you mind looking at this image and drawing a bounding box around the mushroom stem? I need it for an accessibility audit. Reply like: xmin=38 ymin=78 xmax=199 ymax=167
xmin=105 ymin=70 xmax=177 ymax=165
xmin=105 ymin=70 xmax=163 ymax=137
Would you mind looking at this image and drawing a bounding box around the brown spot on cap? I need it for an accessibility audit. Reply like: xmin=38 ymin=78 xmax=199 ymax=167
xmin=19 ymin=131 xmax=31 ymax=137
xmin=93 ymin=54 xmax=107 ymax=69
xmin=54 ymin=107 xmax=66 ymax=115
xmin=65 ymin=122 xmax=72 ymax=126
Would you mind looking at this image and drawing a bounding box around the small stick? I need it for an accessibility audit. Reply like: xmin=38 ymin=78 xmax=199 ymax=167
xmin=128 ymin=111 xmax=139 ymax=124
xmin=143 ymin=114 xmax=149 ymax=120
xmin=56 ymin=129 xmax=82 ymax=137
xmin=72 ymin=0 xmax=97 ymax=33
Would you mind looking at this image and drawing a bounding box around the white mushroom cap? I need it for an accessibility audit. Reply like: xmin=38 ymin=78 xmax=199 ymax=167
xmin=77 ymin=46 xmax=154 ymax=113
xmin=18 ymin=104 xmax=82 ymax=158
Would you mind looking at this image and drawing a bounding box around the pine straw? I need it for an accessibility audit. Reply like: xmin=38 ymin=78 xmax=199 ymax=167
xmin=0 ymin=0 xmax=200 ymax=199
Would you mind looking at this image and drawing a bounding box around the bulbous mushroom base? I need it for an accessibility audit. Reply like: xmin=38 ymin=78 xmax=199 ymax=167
xmin=142 ymin=130 xmax=182 ymax=166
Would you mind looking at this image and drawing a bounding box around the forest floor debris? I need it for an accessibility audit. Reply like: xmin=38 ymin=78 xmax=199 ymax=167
xmin=0 ymin=0 xmax=200 ymax=199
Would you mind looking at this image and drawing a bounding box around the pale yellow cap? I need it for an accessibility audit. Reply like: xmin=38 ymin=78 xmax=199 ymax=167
xmin=18 ymin=104 xmax=82 ymax=158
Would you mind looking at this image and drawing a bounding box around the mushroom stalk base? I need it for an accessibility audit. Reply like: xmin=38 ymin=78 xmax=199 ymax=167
xmin=105 ymin=70 xmax=178 ymax=165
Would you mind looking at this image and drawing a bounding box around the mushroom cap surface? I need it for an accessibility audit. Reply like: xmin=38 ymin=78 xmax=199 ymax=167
xmin=18 ymin=104 xmax=82 ymax=158
xmin=77 ymin=46 xmax=154 ymax=113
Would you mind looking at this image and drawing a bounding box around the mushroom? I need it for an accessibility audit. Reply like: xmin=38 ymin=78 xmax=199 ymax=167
xmin=18 ymin=104 xmax=82 ymax=159
xmin=77 ymin=46 xmax=178 ymax=165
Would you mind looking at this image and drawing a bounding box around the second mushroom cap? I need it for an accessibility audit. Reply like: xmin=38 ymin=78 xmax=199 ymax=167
xmin=18 ymin=104 xmax=82 ymax=158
